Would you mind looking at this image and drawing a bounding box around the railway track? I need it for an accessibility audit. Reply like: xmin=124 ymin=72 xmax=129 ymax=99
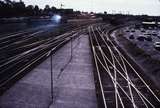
xmin=0 ymin=22 xmax=89 ymax=95
xmin=89 ymin=24 xmax=160 ymax=108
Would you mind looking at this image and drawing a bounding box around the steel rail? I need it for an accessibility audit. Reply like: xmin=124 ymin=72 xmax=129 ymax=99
xmin=99 ymin=27 xmax=160 ymax=103
xmin=88 ymin=26 xmax=108 ymax=108
xmin=89 ymin=24 xmax=160 ymax=107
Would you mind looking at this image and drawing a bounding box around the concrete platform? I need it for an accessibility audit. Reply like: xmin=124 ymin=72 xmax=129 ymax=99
xmin=0 ymin=34 xmax=97 ymax=108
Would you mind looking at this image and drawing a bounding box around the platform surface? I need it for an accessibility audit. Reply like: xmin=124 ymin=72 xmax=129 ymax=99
xmin=0 ymin=34 xmax=97 ymax=108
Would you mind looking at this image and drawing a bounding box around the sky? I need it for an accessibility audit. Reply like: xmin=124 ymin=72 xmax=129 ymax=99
xmin=15 ymin=0 xmax=160 ymax=16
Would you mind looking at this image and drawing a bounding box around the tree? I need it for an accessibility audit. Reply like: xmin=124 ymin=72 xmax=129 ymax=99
xmin=34 ymin=5 xmax=40 ymax=16
xmin=13 ymin=1 xmax=25 ymax=16
xmin=26 ymin=5 xmax=34 ymax=16
xmin=51 ymin=6 xmax=56 ymax=12
xmin=4 ymin=0 xmax=12 ymax=4
xmin=44 ymin=5 xmax=51 ymax=15
xmin=0 ymin=0 xmax=57 ymax=17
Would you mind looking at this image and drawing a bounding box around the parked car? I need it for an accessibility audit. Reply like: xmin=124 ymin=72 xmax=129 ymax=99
xmin=154 ymin=42 xmax=160 ymax=50
xmin=141 ymin=30 xmax=145 ymax=33
xmin=131 ymin=30 xmax=135 ymax=32
xmin=144 ymin=33 xmax=151 ymax=36
xmin=137 ymin=35 xmax=146 ymax=41
xmin=126 ymin=30 xmax=130 ymax=32
xmin=145 ymin=35 xmax=152 ymax=41
xmin=129 ymin=34 xmax=135 ymax=39
xmin=152 ymin=31 xmax=157 ymax=36
xmin=140 ymin=28 xmax=145 ymax=33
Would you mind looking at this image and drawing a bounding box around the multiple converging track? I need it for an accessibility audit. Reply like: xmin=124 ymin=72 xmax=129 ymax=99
xmin=0 ymin=23 xmax=85 ymax=94
xmin=88 ymin=24 xmax=160 ymax=108
xmin=1 ymin=22 xmax=160 ymax=108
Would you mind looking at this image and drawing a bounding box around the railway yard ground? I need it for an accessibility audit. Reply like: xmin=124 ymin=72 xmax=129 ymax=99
xmin=0 ymin=19 xmax=160 ymax=108
xmin=0 ymin=30 xmax=97 ymax=108
xmin=114 ymin=26 xmax=160 ymax=89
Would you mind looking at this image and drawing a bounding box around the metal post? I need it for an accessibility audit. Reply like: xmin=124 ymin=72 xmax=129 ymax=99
xmin=50 ymin=52 xmax=54 ymax=102
xmin=71 ymin=37 xmax=73 ymax=60
xmin=48 ymin=51 xmax=54 ymax=108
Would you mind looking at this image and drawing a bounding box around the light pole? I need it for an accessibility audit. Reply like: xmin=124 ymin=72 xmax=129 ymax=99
xmin=71 ymin=37 xmax=73 ymax=60
xmin=50 ymin=52 xmax=54 ymax=102
xmin=47 ymin=50 xmax=54 ymax=108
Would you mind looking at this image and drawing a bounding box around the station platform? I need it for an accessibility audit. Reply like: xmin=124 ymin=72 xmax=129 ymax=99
xmin=0 ymin=34 xmax=97 ymax=108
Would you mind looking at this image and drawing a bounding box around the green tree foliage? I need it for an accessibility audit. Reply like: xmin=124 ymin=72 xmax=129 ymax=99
xmin=0 ymin=0 xmax=57 ymax=17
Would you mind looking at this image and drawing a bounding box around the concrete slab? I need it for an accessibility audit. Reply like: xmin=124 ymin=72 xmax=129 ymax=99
xmin=0 ymin=34 xmax=97 ymax=108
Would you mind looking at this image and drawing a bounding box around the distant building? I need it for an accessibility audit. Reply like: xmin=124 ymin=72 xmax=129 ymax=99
xmin=56 ymin=9 xmax=74 ymax=15
xmin=142 ymin=21 xmax=158 ymax=29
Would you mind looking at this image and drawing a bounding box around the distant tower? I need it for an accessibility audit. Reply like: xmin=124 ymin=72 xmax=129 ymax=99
xmin=60 ymin=4 xmax=64 ymax=9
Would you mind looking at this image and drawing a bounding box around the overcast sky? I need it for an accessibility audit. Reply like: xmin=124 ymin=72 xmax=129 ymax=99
xmin=15 ymin=0 xmax=160 ymax=16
